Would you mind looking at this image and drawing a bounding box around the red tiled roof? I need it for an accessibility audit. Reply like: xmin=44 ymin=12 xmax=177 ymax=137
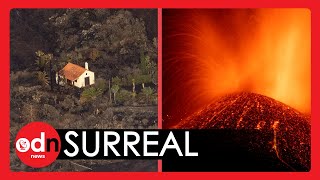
xmin=59 ymin=62 xmax=86 ymax=81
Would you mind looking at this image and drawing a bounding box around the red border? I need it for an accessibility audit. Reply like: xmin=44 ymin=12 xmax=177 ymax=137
xmin=158 ymin=8 xmax=162 ymax=173
xmin=1 ymin=0 xmax=320 ymax=179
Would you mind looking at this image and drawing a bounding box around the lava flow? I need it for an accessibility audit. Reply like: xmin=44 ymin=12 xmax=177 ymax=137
xmin=175 ymin=92 xmax=310 ymax=171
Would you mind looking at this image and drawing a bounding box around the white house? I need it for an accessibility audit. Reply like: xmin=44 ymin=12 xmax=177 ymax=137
xmin=56 ymin=62 xmax=95 ymax=88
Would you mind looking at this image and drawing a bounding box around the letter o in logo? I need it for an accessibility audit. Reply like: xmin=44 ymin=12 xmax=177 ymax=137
xmin=15 ymin=138 xmax=30 ymax=152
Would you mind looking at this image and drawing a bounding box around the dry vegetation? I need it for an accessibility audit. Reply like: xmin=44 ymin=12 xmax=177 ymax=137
xmin=10 ymin=9 xmax=158 ymax=172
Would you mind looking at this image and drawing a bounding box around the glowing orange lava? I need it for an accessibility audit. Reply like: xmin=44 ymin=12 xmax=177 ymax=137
xmin=163 ymin=9 xmax=310 ymax=127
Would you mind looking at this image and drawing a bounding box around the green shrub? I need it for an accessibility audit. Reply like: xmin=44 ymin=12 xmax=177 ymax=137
xmin=36 ymin=71 xmax=49 ymax=86
xmin=117 ymin=89 xmax=132 ymax=105
xmin=35 ymin=50 xmax=52 ymax=71
xmin=141 ymin=87 xmax=154 ymax=104
xmin=95 ymin=78 xmax=107 ymax=92
xmin=80 ymin=87 xmax=103 ymax=103
xmin=111 ymin=84 xmax=120 ymax=104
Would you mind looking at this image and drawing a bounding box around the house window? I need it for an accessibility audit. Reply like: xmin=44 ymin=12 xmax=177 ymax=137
xmin=86 ymin=73 xmax=87 ymax=75
xmin=75 ymin=80 xmax=77 ymax=82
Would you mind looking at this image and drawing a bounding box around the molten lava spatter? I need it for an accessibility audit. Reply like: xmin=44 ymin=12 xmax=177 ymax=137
xmin=175 ymin=92 xmax=310 ymax=171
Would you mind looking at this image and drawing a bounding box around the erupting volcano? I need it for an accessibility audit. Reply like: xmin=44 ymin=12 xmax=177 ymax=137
xmin=163 ymin=9 xmax=310 ymax=171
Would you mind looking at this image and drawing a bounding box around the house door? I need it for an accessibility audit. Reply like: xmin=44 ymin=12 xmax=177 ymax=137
xmin=85 ymin=77 xmax=90 ymax=86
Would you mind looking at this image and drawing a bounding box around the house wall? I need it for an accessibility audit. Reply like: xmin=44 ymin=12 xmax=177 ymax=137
xmin=73 ymin=70 xmax=95 ymax=88
xmin=56 ymin=74 xmax=66 ymax=86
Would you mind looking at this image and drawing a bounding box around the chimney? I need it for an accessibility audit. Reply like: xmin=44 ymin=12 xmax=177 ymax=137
xmin=85 ymin=62 xmax=89 ymax=70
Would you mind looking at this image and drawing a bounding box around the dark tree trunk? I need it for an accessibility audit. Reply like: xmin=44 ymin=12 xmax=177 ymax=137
xmin=109 ymin=79 xmax=112 ymax=103
xmin=49 ymin=59 xmax=54 ymax=91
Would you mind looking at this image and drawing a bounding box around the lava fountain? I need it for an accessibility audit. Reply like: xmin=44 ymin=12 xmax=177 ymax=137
xmin=162 ymin=9 xmax=310 ymax=171
xmin=163 ymin=9 xmax=310 ymax=127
